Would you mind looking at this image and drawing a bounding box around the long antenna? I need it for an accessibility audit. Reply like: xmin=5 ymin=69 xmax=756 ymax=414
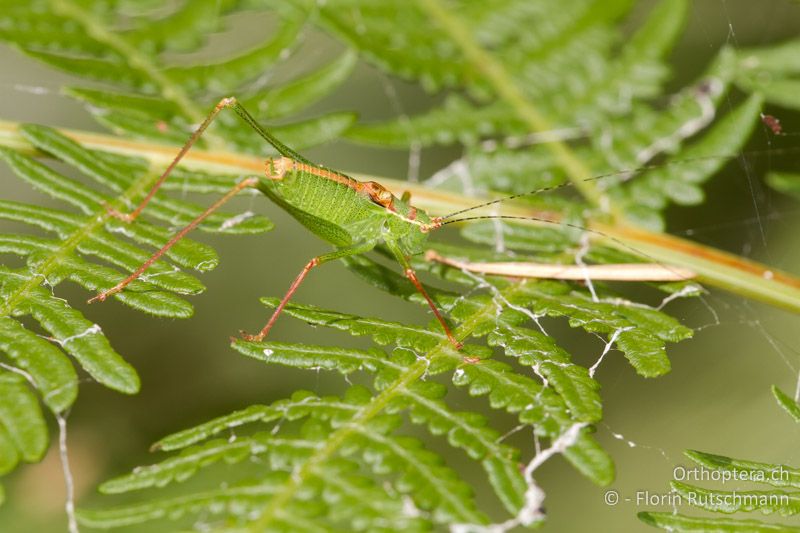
xmin=438 ymin=146 xmax=800 ymax=220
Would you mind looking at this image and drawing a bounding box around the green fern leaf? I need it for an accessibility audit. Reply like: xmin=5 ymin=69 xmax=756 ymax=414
xmin=621 ymin=92 xmax=763 ymax=229
xmin=768 ymin=172 xmax=800 ymax=199
xmin=736 ymin=38 xmax=800 ymax=110
xmin=671 ymin=481 xmax=800 ymax=515
xmin=83 ymin=388 xmax=487 ymax=529
xmin=346 ymin=0 xmax=686 ymax=149
xmin=640 ymin=511 xmax=800 ymax=532
xmin=121 ymin=0 xmax=239 ymax=54
xmin=685 ymin=450 xmax=800 ymax=489
xmin=0 ymin=372 xmax=48 ymax=465
xmin=163 ymin=21 xmax=302 ymax=93
xmin=0 ymin=315 xmax=77 ymax=412
xmin=2 ymin=0 xmax=354 ymax=156
xmin=773 ymin=386 xmax=800 ymax=423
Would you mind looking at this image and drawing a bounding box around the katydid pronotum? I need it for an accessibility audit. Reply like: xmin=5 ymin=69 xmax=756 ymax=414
xmin=87 ymin=97 xmax=696 ymax=350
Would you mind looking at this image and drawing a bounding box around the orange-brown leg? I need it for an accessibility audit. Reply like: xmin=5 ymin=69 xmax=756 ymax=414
xmin=403 ymin=266 xmax=463 ymax=350
xmin=242 ymin=243 xmax=376 ymax=342
xmin=89 ymin=177 xmax=258 ymax=303
xmin=385 ymin=241 xmax=461 ymax=349
xmin=110 ymin=97 xmax=239 ymax=222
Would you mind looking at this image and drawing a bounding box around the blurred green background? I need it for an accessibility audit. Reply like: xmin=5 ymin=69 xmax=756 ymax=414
xmin=1 ymin=1 xmax=800 ymax=531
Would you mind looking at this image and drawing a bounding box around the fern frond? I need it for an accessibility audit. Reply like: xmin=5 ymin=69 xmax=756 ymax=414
xmin=82 ymin=244 xmax=702 ymax=527
xmin=2 ymin=0 xmax=356 ymax=154
xmin=243 ymin=50 xmax=358 ymax=119
xmin=335 ymin=0 xmax=800 ymax=240
xmin=0 ymin=119 xmax=267 ymax=479
xmin=640 ymin=512 xmax=800 ymax=532
xmin=640 ymin=441 xmax=800 ymax=530
xmin=0 ymin=372 xmax=48 ymax=465
xmin=618 ymin=91 xmax=763 ymax=228
xmin=80 ymin=388 xmax=487 ymax=529
xmin=735 ymin=38 xmax=800 ymax=111
xmin=346 ymin=0 xmax=684 ymax=150
xmin=79 ymin=273 xmax=671 ymax=528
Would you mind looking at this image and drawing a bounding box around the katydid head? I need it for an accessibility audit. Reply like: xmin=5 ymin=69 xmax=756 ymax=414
xmin=375 ymin=189 xmax=435 ymax=255
xmin=391 ymin=191 xmax=427 ymax=223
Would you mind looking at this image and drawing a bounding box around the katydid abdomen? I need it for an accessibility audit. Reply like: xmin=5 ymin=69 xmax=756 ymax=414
xmin=259 ymin=161 xmax=387 ymax=247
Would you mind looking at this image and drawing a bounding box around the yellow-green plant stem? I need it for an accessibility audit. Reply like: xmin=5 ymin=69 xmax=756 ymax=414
xmin=2 ymin=119 xmax=799 ymax=314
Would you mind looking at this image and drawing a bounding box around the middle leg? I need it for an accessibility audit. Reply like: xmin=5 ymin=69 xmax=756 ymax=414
xmin=242 ymin=242 xmax=376 ymax=342
xmin=386 ymin=241 xmax=463 ymax=350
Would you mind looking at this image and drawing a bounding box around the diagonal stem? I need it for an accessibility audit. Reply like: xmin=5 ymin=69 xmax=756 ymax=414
xmin=594 ymin=223 xmax=800 ymax=314
xmin=2 ymin=120 xmax=799 ymax=314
